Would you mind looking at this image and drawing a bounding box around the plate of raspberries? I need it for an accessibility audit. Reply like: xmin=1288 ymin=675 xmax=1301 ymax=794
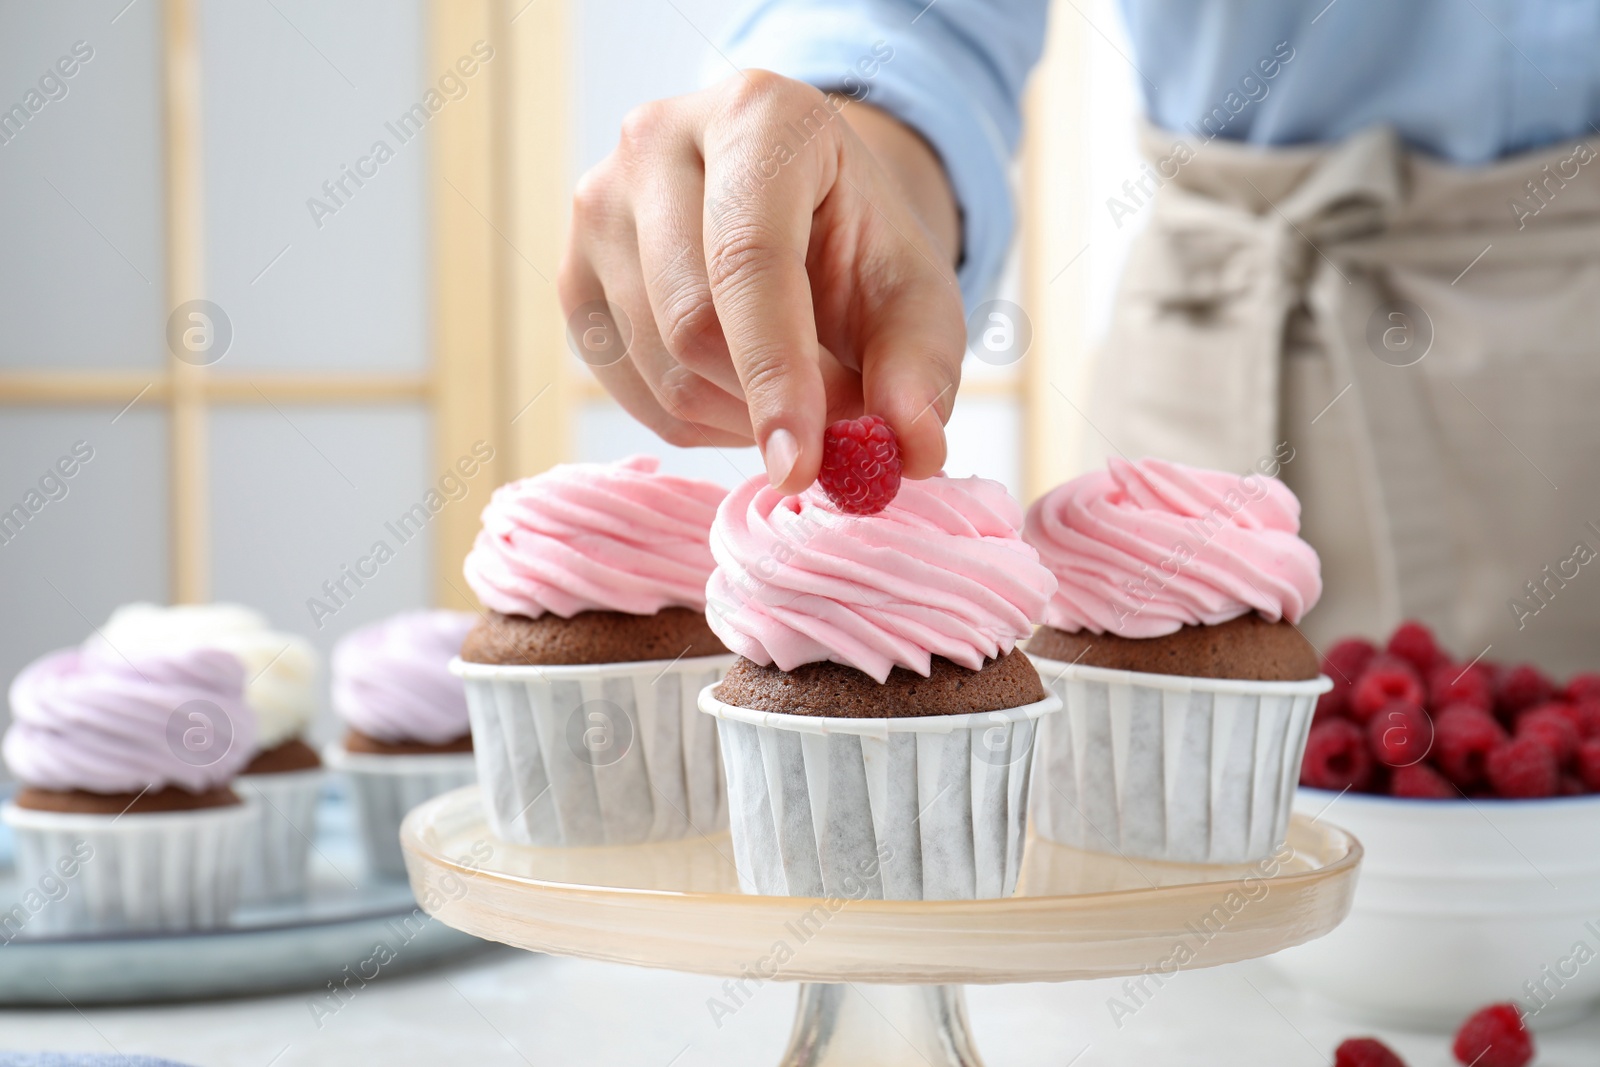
xmin=1301 ymin=620 xmax=1600 ymax=799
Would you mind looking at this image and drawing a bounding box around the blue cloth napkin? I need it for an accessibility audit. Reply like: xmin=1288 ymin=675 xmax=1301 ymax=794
xmin=1 ymin=1055 xmax=198 ymax=1067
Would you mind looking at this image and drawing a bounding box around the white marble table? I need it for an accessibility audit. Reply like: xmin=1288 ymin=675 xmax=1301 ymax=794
xmin=3 ymin=950 xmax=1597 ymax=1066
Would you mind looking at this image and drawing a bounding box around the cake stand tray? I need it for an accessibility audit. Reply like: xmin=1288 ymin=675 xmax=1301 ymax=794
xmin=403 ymin=787 xmax=1361 ymax=1065
xmin=0 ymin=789 xmax=492 ymax=1005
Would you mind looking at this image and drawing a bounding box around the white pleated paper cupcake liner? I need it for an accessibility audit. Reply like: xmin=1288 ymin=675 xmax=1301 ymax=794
xmin=234 ymin=768 xmax=325 ymax=903
xmin=324 ymin=746 xmax=476 ymax=880
xmin=1028 ymin=656 xmax=1330 ymax=864
xmin=699 ymin=686 xmax=1063 ymax=901
xmin=453 ymin=655 xmax=733 ymax=847
xmin=1 ymin=800 xmax=253 ymax=935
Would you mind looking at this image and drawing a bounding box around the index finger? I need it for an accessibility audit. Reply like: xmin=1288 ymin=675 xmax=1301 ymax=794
xmin=697 ymin=74 xmax=837 ymax=494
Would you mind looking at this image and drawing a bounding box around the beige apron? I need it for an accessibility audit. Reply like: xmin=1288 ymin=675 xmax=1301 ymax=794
xmin=1084 ymin=125 xmax=1600 ymax=673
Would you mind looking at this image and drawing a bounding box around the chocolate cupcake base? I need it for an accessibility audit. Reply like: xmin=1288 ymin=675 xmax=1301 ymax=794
xmin=1 ymin=797 xmax=253 ymax=934
xmin=713 ymin=649 xmax=1045 ymax=718
xmin=12 ymin=785 xmax=241 ymax=814
xmin=461 ymin=608 xmax=727 ymax=666
xmin=453 ymin=653 xmax=733 ymax=847
xmin=699 ymin=682 xmax=1063 ymax=901
xmin=242 ymin=737 xmax=323 ymax=775
xmin=1026 ymin=614 xmax=1319 ymax=682
xmin=234 ymin=758 xmax=326 ymax=904
xmin=324 ymin=745 xmax=476 ymax=880
xmin=1026 ymin=654 xmax=1331 ymax=864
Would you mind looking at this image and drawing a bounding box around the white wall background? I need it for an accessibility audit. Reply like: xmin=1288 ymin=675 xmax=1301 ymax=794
xmin=0 ymin=0 xmax=1143 ymax=743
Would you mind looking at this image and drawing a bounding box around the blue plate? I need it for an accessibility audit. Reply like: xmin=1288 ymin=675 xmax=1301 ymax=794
xmin=0 ymin=782 xmax=495 ymax=1005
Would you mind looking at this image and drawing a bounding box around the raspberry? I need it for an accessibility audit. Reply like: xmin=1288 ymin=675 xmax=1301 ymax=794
xmin=1487 ymin=737 xmax=1560 ymax=799
xmin=1560 ymin=773 xmax=1587 ymax=796
xmin=1367 ymin=702 xmax=1434 ymax=767
xmin=1578 ymin=738 xmax=1600 ymax=791
xmin=1532 ymin=700 xmax=1585 ymax=737
xmin=1517 ymin=706 xmax=1580 ymax=765
xmin=1386 ymin=620 xmax=1444 ymax=675
xmin=1433 ymin=705 xmax=1507 ymax=789
xmin=1351 ymin=656 xmax=1425 ymax=724
xmin=1428 ymin=662 xmax=1493 ymax=713
xmin=1452 ymin=1003 xmax=1534 ymax=1067
xmin=1390 ymin=762 xmax=1455 ymax=799
xmin=817 ymin=415 xmax=902 ymax=515
xmin=1562 ymin=671 xmax=1600 ymax=705
xmin=1301 ymin=719 xmax=1375 ymax=792
xmin=1496 ymin=664 xmax=1555 ymax=720
xmin=1573 ymin=699 xmax=1600 ymax=739
xmin=1315 ymin=679 xmax=1351 ymax=725
xmin=1335 ymin=1037 xmax=1407 ymax=1067
xmin=1322 ymin=638 xmax=1378 ymax=686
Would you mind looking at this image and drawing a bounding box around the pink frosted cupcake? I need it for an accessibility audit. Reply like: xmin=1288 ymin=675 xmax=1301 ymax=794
xmin=453 ymin=456 xmax=733 ymax=847
xmin=325 ymin=610 xmax=476 ymax=879
xmin=2 ymin=645 xmax=257 ymax=932
xmin=1022 ymin=458 xmax=1329 ymax=863
xmin=698 ymin=471 xmax=1062 ymax=900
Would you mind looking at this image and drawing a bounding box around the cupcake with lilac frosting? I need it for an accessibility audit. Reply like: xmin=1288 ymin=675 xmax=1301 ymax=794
xmin=2 ymin=643 xmax=258 ymax=931
xmin=333 ymin=610 xmax=476 ymax=753
xmin=326 ymin=610 xmax=478 ymax=878
xmin=85 ymin=602 xmax=325 ymax=903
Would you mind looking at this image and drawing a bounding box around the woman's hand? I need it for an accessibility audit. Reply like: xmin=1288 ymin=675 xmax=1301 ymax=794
xmin=559 ymin=69 xmax=965 ymax=492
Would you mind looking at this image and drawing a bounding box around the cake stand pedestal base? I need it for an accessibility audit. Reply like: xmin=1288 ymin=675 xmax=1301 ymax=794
xmin=782 ymin=984 xmax=981 ymax=1067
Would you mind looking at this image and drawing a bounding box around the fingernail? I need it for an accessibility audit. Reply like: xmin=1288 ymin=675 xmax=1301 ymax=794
xmin=764 ymin=428 xmax=799 ymax=488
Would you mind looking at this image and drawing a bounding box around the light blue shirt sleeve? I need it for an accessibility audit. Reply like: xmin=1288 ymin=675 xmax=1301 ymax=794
xmin=719 ymin=0 xmax=1052 ymax=309
xmin=721 ymin=1 xmax=1600 ymax=306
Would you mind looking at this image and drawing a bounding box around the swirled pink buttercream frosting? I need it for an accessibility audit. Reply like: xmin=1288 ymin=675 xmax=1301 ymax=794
xmin=464 ymin=455 xmax=728 ymax=618
xmin=706 ymin=474 xmax=1056 ymax=683
xmin=1024 ymin=457 xmax=1322 ymax=639
xmin=332 ymin=610 xmax=476 ymax=745
xmin=3 ymin=645 xmax=256 ymax=795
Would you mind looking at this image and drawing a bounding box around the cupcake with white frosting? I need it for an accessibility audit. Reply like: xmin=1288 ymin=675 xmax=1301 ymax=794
xmin=326 ymin=610 xmax=477 ymax=879
xmin=89 ymin=603 xmax=323 ymax=902
xmin=2 ymin=643 xmax=257 ymax=932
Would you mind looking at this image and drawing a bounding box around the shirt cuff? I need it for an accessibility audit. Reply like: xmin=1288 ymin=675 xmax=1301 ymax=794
xmin=714 ymin=18 xmax=1015 ymax=310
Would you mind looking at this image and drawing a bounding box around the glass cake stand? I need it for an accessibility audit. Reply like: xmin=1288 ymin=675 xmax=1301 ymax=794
xmin=401 ymin=787 xmax=1361 ymax=1066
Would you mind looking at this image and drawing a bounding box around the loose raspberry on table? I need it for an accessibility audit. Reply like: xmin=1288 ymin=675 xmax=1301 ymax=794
xmin=1496 ymin=664 xmax=1555 ymax=720
xmin=1367 ymin=702 xmax=1434 ymax=768
xmin=1517 ymin=706 xmax=1580 ymax=765
xmin=1452 ymin=1003 xmax=1535 ymax=1067
xmin=1562 ymin=671 xmax=1600 ymax=705
xmin=1301 ymin=718 xmax=1375 ymax=792
xmin=1433 ymin=705 xmax=1507 ymax=789
xmin=1486 ymin=737 xmax=1560 ymax=799
xmin=1389 ymin=762 xmax=1456 ymax=799
xmin=1386 ymin=620 xmax=1444 ymax=675
xmin=1323 ymin=638 xmax=1378 ymax=685
xmin=1428 ymin=662 xmax=1493 ymax=713
xmin=1335 ymin=1037 xmax=1407 ymax=1067
xmin=1560 ymin=773 xmax=1587 ymax=796
xmin=1351 ymin=656 xmax=1426 ymax=724
xmin=1577 ymin=738 xmax=1600 ymax=792
xmin=817 ymin=415 xmax=903 ymax=515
